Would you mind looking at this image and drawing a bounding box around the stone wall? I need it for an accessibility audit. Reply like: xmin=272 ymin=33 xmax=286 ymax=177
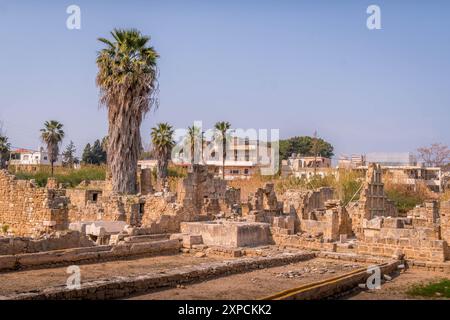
xmin=0 ymin=239 xmax=181 ymax=272
xmin=177 ymin=165 xmax=240 ymax=216
xmin=273 ymin=234 xmax=337 ymax=252
xmin=0 ymin=231 xmax=94 ymax=255
xmin=180 ymin=221 xmax=272 ymax=247
xmin=357 ymin=200 xmax=449 ymax=262
xmin=277 ymin=187 xmax=351 ymax=241
xmin=357 ymin=237 xmax=447 ymax=262
xmin=348 ymin=163 xmax=398 ymax=238
xmin=280 ymin=187 xmax=334 ymax=220
xmin=246 ymin=183 xmax=281 ymax=213
xmin=0 ymin=164 xmax=243 ymax=237
xmin=441 ymin=201 xmax=450 ymax=246
xmin=0 ymin=170 xmax=69 ymax=237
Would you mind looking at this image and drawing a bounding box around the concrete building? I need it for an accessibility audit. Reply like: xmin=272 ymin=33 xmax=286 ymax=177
xmin=338 ymin=153 xmax=444 ymax=192
xmin=173 ymin=136 xmax=274 ymax=180
xmin=9 ymin=148 xmax=62 ymax=167
xmin=137 ymin=159 xmax=158 ymax=171
xmin=281 ymin=154 xmax=333 ymax=179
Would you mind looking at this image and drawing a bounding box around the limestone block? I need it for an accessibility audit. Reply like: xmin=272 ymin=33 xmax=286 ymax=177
xmin=0 ymin=255 xmax=17 ymax=270
xmin=363 ymin=217 xmax=383 ymax=230
xmin=169 ymin=233 xmax=186 ymax=241
xmin=42 ymin=221 xmax=57 ymax=227
xmin=272 ymin=217 xmax=285 ymax=229
xmin=182 ymin=234 xmax=203 ymax=248
xmin=86 ymin=221 xmax=127 ymax=236
xmin=68 ymin=222 xmax=93 ymax=234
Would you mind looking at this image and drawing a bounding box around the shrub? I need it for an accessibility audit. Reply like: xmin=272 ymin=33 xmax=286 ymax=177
xmin=11 ymin=165 xmax=106 ymax=188
xmin=168 ymin=165 xmax=187 ymax=178
xmin=407 ymin=279 xmax=450 ymax=298
xmin=1 ymin=224 xmax=9 ymax=234
xmin=229 ymin=169 xmax=363 ymax=204
xmin=442 ymin=190 xmax=450 ymax=202
xmin=384 ymin=176 xmax=437 ymax=214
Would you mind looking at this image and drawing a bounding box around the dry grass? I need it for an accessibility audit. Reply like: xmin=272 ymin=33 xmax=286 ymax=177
xmin=383 ymin=175 xmax=438 ymax=213
xmin=229 ymin=170 xmax=364 ymax=204
xmin=10 ymin=165 xmax=106 ymax=188
xmin=441 ymin=190 xmax=450 ymax=202
xmin=228 ymin=174 xmax=275 ymax=201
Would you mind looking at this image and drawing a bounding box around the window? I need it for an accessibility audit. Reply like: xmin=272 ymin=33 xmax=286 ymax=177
xmin=244 ymin=169 xmax=249 ymax=175
xmin=43 ymin=156 xmax=48 ymax=160
xmin=91 ymin=193 xmax=99 ymax=202
xmin=231 ymin=169 xmax=240 ymax=174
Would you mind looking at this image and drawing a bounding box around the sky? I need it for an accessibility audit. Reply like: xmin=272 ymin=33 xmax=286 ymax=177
xmin=0 ymin=0 xmax=449 ymax=159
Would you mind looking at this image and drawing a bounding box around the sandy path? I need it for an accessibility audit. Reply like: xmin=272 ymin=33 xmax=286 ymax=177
xmin=128 ymin=258 xmax=368 ymax=300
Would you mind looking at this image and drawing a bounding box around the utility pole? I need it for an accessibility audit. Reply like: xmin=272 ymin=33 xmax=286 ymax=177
xmin=201 ymin=131 xmax=205 ymax=164
xmin=313 ymin=130 xmax=318 ymax=177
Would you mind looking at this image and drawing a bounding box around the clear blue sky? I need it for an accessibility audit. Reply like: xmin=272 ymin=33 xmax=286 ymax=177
xmin=0 ymin=0 xmax=449 ymax=158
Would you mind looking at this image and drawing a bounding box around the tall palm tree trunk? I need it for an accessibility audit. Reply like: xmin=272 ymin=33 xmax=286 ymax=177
xmin=222 ymin=139 xmax=226 ymax=180
xmin=107 ymin=104 xmax=141 ymax=194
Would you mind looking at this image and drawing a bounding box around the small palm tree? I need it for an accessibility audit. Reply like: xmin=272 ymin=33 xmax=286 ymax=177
xmin=97 ymin=28 xmax=159 ymax=194
xmin=151 ymin=123 xmax=174 ymax=187
xmin=0 ymin=135 xmax=11 ymax=169
xmin=40 ymin=120 xmax=65 ymax=176
xmin=214 ymin=121 xmax=231 ymax=179
xmin=187 ymin=125 xmax=201 ymax=166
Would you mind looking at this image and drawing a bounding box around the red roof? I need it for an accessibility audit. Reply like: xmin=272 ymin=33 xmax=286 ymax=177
xmin=12 ymin=148 xmax=34 ymax=153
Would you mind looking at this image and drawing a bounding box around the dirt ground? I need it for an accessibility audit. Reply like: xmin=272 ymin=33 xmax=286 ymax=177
xmin=128 ymin=258 xmax=369 ymax=300
xmin=4 ymin=252 xmax=447 ymax=300
xmin=0 ymin=254 xmax=223 ymax=296
xmin=345 ymin=269 xmax=450 ymax=300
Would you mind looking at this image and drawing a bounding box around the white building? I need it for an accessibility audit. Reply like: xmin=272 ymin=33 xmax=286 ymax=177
xmin=338 ymin=153 xmax=444 ymax=192
xmin=172 ymin=136 xmax=275 ymax=180
xmin=9 ymin=148 xmax=63 ymax=166
xmin=281 ymin=155 xmax=334 ymax=179
xmin=137 ymin=159 xmax=158 ymax=171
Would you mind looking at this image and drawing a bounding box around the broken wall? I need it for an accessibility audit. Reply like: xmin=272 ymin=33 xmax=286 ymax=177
xmin=177 ymin=165 xmax=240 ymax=216
xmin=0 ymin=170 xmax=69 ymax=237
xmin=349 ymin=163 xmax=398 ymax=238
xmin=0 ymin=230 xmax=94 ymax=255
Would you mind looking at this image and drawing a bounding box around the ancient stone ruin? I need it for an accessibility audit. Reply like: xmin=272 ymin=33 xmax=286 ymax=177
xmin=1 ymin=162 xmax=450 ymax=296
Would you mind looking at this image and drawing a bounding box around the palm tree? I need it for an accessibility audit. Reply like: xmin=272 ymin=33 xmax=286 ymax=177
xmin=187 ymin=125 xmax=201 ymax=166
xmin=96 ymin=28 xmax=159 ymax=194
xmin=0 ymin=135 xmax=11 ymax=169
xmin=151 ymin=123 xmax=174 ymax=188
xmin=214 ymin=121 xmax=231 ymax=179
xmin=40 ymin=120 xmax=65 ymax=176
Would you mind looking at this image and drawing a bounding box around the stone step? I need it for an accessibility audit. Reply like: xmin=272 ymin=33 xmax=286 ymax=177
xmin=123 ymin=234 xmax=170 ymax=243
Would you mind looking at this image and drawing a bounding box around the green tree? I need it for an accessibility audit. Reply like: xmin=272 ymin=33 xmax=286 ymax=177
xmin=214 ymin=121 xmax=231 ymax=179
xmin=91 ymin=139 xmax=107 ymax=164
xmin=82 ymin=143 xmax=93 ymax=164
xmin=151 ymin=123 xmax=174 ymax=186
xmin=0 ymin=134 xmax=11 ymax=169
xmin=97 ymin=28 xmax=159 ymax=194
xmin=187 ymin=125 xmax=201 ymax=165
xmin=279 ymin=136 xmax=334 ymax=160
xmin=40 ymin=120 xmax=65 ymax=176
xmin=62 ymin=141 xmax=78 ymax=167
